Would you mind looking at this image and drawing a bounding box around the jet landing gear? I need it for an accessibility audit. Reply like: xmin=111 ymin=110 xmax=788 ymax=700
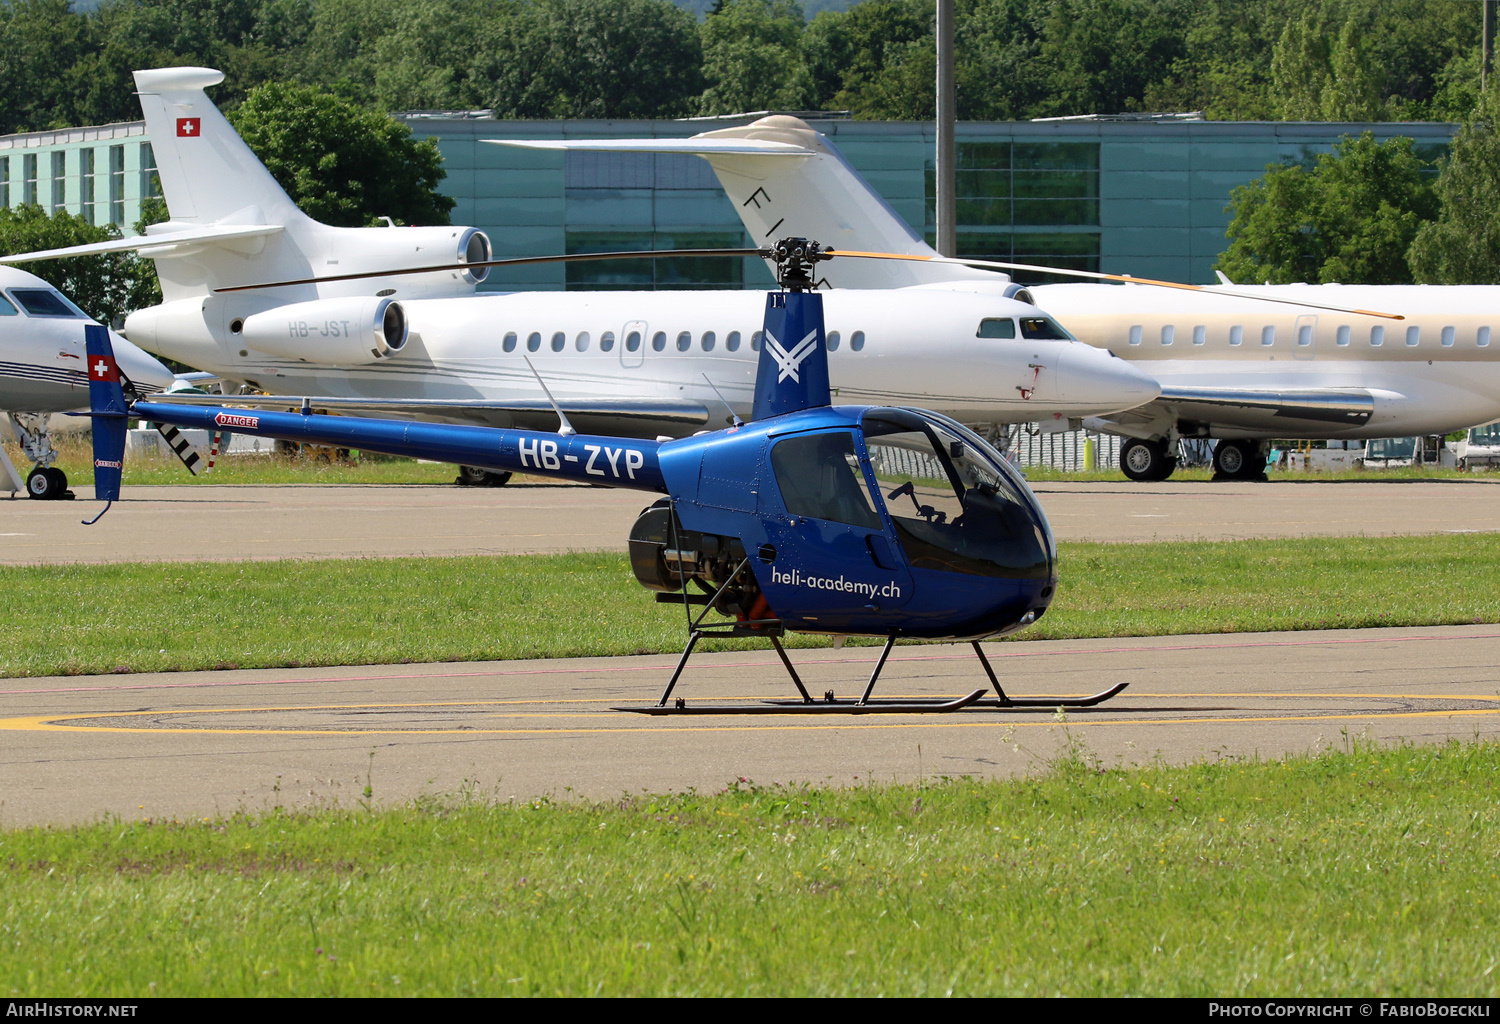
xmin=1119 ymin=438 xmax=1177 ymax=481
xmin=455 ymin=465 xmax=513 ymax=487
xmin=1212 ymin=440 xmax=1269 ymax=482
xmin=7 ymin=413 xmax=73 ymax=500
xmin=26 ymin=467 xmax=72 ymax=500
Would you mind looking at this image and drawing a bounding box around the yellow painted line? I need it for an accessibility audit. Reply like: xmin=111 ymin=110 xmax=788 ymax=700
xmin=1 ymin=693 xmax=1497 ymax=737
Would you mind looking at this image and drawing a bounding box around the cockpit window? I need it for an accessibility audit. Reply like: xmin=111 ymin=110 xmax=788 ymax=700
xmin=977 ymin=318 xmax=1016 ymax=339
xmin=771 ymin=431 xmax=882 ymax=530
xmin=1019 ymin=316 xmax=1072 ymax=340
xmin=862 ymin=411 xmax=1051 ymax=579
xmin=8 ymin=289 xmax=86 ymax=318
xmin=0 ymin=294 xmax=17 ymax=316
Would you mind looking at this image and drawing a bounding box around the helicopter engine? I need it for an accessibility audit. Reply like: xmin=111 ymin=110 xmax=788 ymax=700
xmin=628 ymin=500 xmax=760 ymax=616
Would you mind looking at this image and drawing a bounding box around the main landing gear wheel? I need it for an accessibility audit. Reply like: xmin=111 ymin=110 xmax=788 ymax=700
xmin=455 ymin=465 xmax=513 ymax=487
xmin=1212 ymin=440 xmax=1267 ymax=481
xmin=1119 ymin=439 xmax=1177 ymax=482
xmin=25 ymin=467 xmax=71 ymax=500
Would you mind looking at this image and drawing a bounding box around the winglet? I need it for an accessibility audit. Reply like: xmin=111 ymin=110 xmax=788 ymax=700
xmin=83 ymin=323 xmax=129 ymax=508
xmin=752 ymin=291 xmax=830 ymax=420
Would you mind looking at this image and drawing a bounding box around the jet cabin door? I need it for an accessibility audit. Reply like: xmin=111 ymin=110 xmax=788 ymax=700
xmin=760 ymin=430 xmax=914 ymax=626
xmin=620 ymin=320 xmax=647 ymax=369
xmin=1294 ymin=315 xmax=1317 ymax=360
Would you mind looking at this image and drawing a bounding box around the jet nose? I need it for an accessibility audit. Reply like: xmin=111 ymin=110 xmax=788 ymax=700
xmin=1053 ymin=343 xmax=1160 ymax=415
xmin=111 ymin=331 xmax=176 ymax=392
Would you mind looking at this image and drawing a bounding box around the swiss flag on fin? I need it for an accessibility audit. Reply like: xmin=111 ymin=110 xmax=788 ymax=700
xmin=89 ymin=354 xmax=119 ymax=382
xmin=176 ymin=117 xmax=201 ymax=137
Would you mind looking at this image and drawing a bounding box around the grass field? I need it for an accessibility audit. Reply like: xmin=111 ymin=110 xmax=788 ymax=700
xmin=2 ymin=533 xmax=1499 ymax=678
xmin=1 ymin=738 xmax=1496 ymax=996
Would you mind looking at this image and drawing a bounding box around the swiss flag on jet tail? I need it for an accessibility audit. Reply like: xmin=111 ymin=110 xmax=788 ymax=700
xmin=176 ymin=117 xmax=201 ymax=137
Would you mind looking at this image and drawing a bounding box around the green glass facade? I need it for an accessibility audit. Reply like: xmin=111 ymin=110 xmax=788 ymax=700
xmin=2 ymin=114 xmax=1455 ymax=288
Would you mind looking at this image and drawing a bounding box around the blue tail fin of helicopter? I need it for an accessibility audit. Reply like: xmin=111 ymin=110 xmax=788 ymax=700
xmin=752 ymin=290 xmax=830 ymax=421
xmin=84 ymin=323 xmax=129 ymax=503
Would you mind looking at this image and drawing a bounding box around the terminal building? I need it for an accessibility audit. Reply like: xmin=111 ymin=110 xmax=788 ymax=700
xmin=1 ymin=113 xmax=1453 ymax=293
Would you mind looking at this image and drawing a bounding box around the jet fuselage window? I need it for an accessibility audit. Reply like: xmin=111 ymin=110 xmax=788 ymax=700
xmin=551 ymin=331 xmax=565 ymax=352
xmin=502 ymin=331 xmax=517 ymax=352
xmin=1192 ymin=325 xmax=1206 ymax=345
xmin=1480 ymin=327 xmax=1491 ymax=348
xmin=1020 ymin=317 xmax=1070 ymax=340
xmin=1442 ymin=326 xmax=1455 ymax=347
xmin=0 ymin=295 xmax=17 ymax=316
xmin=652 ymin=331 xmax=667 ymax=352
xmin=1161 ymin=325 xmax=1174 ymax=346
xmin=751 ymin=330 xmax=764 ymax=352
xmin=1261 ymin=326 xmax=1275 ymax=346
xmin=1297 ymin=325 xmax=1312 ymax=347
xmin=850 ymin=330 xmax=866 ymax=351
xmin=977 ymin=318 xmax=1016 ymax=340
xmin=702 ymin=331 xmax=715 ymax=351
xmin=8 ymin=290 xmax=84 ymax=318
xmin=826 ymin=330 xmax=840 ymax=351
xmin=600 ymin=331 xmax=615 ymax=352
xmin=1371 ymin=326 xmax=1384 ymax=346
xmin=576 ymin=331 xmax=590 ymax=352
xmin=1336 ymin=326 xmax=1350 ymax=346
xmin=526 ymin=332 xmax=541 ymax=352
xmin=1406 ymin=326 xmax=1421 ymax=347
xmin=625 ymin=330 xmax=641 ymax=352
xmin=676 ymin=331 xmax=691 ymax=352
xmin=1229 ymin=326 xmax=1243 ymax=346
xmin=726 ymin=331 xmax=741 ymax=352
xmin=1128 ymin=325 xmax=1142 ymax=346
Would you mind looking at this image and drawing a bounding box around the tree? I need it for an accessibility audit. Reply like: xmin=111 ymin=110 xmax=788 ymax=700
xmin=1216 ymin=132 xmax=1438 ymax=285
xmin=0 ymin=205 xmax=158 ymax=325
xmin=226 ymin=83 xmax=455 ymax=227
xmin=1409 ymin=101 xmax=1500 ymax=284
xmin=699 ymin=0 xmax=814 ymax=115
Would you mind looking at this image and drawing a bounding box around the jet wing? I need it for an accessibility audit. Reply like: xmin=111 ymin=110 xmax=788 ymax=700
xmin=139 ymin=393 xmax=715 ymax=438
xmin=1091 ymin=385 xmax=1376 ymax=436
xmin=487 ymin=138 xmax=813 ymax=157
xmin=0 ymin=223 xmax=283 ymax=264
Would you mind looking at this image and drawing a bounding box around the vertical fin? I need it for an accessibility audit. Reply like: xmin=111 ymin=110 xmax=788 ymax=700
xmin=84 ymin=323 xmax=129 ymax=504
xmin=752 ymin=290 xmax=831 ymax=420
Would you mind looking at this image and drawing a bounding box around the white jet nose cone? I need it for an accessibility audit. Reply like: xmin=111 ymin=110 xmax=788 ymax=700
xmin=111 ymin=331 xmax=176 ymax=392
xmin=1054 ymin=343 xmax=1160 ymax=415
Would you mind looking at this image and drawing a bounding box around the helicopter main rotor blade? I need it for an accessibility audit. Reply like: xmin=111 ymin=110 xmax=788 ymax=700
xmin=213 ymin=248 xmax=768 ymax=293
xmin=823 ymin=249 xmax=1405 ymax=321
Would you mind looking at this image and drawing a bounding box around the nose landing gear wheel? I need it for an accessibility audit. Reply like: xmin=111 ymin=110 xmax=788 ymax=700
xmin=1119 ymin=439 xmax=1177 ymax=481
xmin=25 ymin=467 xmax=72 ymax=500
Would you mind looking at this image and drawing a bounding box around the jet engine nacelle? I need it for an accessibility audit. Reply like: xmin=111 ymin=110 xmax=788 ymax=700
xmin=237 ymin=297 xmax=409 ymax=363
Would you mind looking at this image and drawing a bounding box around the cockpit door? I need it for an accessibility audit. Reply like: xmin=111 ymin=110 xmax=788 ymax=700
xmin=759 ymin=429 xmax=914 ymax=625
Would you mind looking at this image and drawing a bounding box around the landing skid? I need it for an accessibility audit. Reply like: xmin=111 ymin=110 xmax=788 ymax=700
xmin=613 ymin=631 xmax=1129 ymax=715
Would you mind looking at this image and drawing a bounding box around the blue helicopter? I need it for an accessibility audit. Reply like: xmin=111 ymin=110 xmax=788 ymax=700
xmin=83 ymin=239 xmax=1125 ymax=714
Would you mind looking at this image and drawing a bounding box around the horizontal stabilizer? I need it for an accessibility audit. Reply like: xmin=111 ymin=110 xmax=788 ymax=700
xmin=141 ymin=393 xmax=716 ymax=437
xmin=488 ymin=138 xmax=812 ymax=157
xmin=0 ymin=223 xmax=283 ymax=264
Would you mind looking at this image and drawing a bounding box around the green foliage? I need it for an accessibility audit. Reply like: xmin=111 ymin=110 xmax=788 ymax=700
xmin=699 ymin=0 xmax=813 ymax=115
xmin=226 ymin=82 xmax=454 ymax=227
xmin=1409 ymin=97 xmax=1500 ymax=285
xmin=2 ymin=742 xmax=1500 ymax=994
xmin=1217 ymin=132 xmax=1438 ymax=285
xmin=0 ymin=204 xmax=157 ymax=324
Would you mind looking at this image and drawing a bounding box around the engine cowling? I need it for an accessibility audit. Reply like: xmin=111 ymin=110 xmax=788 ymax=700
xmin=237 ymin=297 xmax=408 ymax=363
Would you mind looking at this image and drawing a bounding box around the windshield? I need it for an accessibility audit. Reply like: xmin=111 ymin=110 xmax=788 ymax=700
xmin=1367 ymin=438 xmax=1416 ymax=460
xmin=861 ymin=410 xmax=1053 ymax=579
xmin=8 ymin=289 xmax=87 ymax=318
xmin=1471 ymin=423 xmax=1500 ymax=446
xmin=1019 ymin=316 xmax=1073 ymax=340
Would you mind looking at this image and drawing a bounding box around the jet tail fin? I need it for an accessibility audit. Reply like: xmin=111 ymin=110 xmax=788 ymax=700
xmin=84 ymin=323 xmax=129 ymax=506
xmin=752 ymin=291 xmax=830 ymax=420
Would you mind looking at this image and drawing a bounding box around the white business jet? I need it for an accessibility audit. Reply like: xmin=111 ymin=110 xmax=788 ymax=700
xmin=0 ymin=264 xmax=174 ymax=498
xmin=575 ymin=115 xmax=1500 ymax=480
xmin=0 ymin=67 xmax=1159 ymax=479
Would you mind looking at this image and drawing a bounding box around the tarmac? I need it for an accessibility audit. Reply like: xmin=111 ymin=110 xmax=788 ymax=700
xmin=2 ymin=478 xmax=1499 ymax=826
